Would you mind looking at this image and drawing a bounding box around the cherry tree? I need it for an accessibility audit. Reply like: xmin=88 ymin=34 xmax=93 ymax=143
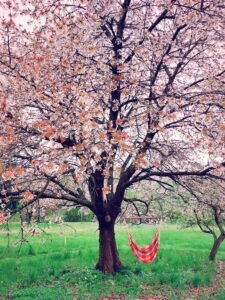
xmin=143 ymin=178 xmax=225 ymax=260
xmin=0 ymin=0 xmax=225 ymax=273
xmin=177 ymin=178 xmax=225 ymax=261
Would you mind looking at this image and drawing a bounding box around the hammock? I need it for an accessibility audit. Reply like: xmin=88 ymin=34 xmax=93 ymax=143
xmin=128 ymin=229 xmax=160 ymax=263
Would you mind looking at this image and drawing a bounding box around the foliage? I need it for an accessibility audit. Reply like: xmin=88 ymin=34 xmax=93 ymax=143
xmin=0 ymin=0 xmax=224 ymax=218
xmin=63 ymin=208 xmax=94 ymax=222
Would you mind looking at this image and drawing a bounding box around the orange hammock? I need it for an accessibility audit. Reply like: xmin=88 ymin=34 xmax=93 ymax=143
xmin=128 ymin=229 xmax=160 ymax=263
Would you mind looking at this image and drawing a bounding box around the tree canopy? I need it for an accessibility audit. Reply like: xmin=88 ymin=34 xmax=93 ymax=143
xmin=0 ymin=0 xmax=224 ymax=273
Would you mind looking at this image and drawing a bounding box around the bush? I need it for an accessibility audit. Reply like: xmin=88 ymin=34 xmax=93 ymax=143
xmin=63 ymin=208 xmax=94 ymax=222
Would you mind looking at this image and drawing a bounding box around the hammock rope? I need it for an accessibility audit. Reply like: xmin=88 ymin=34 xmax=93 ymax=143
xmin=128 ymin=229 xmax=160 ymax=264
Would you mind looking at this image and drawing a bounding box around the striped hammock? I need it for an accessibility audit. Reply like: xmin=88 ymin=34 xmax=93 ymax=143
xmin=128 ymin=229 xmax=160 ymax=263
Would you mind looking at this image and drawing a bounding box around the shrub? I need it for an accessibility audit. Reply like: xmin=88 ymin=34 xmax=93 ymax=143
xmin=63 ymin=208 xmax=94 ymax=222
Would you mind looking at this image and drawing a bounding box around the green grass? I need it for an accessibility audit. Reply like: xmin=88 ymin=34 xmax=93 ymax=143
xmin=0 ymin=223 xmax=225 ymax=299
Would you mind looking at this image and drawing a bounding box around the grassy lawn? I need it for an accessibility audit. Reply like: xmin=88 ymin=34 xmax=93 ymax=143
xmin=0 ymin=222 xmax=225 ymax=300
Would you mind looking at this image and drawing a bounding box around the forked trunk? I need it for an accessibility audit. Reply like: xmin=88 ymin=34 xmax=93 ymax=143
xmin=209 ymin=234 xmax=225 ymax=261
xmin=96 ymin=220 xmax=122 ymax=274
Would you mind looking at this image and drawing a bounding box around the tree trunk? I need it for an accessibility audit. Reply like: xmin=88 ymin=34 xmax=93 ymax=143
xmin=209 ymin=234 xmax=225 ymax=261
xmin=96 ymin=220 xmax=122 ymax=274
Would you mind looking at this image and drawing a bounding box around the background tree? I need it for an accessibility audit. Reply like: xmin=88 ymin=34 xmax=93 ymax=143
xmin=0 ymin=0 xmax=225 ymax=273
xmin=119 ymin=181 xmax=166 ymax=224
xmin=143 ymin=178 xmax=225 ymax=260
xmin=178 ymin=178 xmax=225 ymax=261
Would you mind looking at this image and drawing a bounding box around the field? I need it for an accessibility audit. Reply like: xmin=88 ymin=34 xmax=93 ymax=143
xmin=0 ymin=222 xmax=225 ymax=300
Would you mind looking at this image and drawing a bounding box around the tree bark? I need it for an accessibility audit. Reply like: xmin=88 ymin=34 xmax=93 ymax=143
xmin=209 ymin=234 xmax=225 ymax=261
xmin=96 ymin=220 xmax=122 ymax=274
